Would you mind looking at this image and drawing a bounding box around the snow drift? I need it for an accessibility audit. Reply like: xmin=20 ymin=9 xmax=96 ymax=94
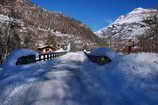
xmin=0 ymin=48 xmax=158 ymax=105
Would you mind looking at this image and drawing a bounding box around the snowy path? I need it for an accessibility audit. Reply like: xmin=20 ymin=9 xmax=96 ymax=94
xmin=0 ymin=52 xmax=108 ymax=105
xmin=0 ymin=49 xmax=158 ymax=105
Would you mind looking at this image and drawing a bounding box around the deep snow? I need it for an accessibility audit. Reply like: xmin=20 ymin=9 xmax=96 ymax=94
xmin=0 ymin=48 xmax=158 ymax=105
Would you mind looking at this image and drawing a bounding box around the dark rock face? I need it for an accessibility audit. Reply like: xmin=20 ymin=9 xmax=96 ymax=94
xmin=0 ymin=0 xmax=99 ymax=63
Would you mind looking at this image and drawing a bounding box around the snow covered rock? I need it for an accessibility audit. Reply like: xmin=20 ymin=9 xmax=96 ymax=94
xmin=0 ymin=14 xmax=11 ymax=23
xmin=90 ymin=48 xmax=118 ymax=59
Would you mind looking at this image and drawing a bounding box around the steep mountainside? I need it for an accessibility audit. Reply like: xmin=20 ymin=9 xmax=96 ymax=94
xmin=0 ymin=0 xmax=99 ymax=63
xmin=96 ymin=8 xmax=158 ymax=52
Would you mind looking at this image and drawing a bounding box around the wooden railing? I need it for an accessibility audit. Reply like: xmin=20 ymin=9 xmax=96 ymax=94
xmin=36 ymin=52 xmax=67 ymax=61
xmin=16 ymin=51 xmax=67 ymax=65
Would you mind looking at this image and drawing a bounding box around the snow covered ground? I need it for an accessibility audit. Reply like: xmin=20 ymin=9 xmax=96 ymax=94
xmin=0 ymin=48 xmax=158 ymax=105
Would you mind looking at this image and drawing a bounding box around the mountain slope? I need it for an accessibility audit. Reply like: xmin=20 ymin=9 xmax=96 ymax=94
xmin=0 ymin=0 xmax=99 ymax=64
xmin=0 ymin=48 xmax=158 ymax=105
xmin=96 ymin=8 xmax=158 ymax=39
xmin=95 ymin=8 xmax=158 ymax=52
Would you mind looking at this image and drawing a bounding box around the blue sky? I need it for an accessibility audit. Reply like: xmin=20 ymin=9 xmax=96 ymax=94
xmin=32 ymin=0 xmax=158 ymax=32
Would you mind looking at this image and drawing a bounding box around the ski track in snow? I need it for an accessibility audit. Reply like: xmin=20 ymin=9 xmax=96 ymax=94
xmin=0 ymin=49 xmax=158 ymax=105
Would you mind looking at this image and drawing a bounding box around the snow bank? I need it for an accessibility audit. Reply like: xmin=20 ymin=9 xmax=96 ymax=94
xmin=2 ymin=48 xmax=39 ymax=70
xmin=0 ymin=48 xmax=158 ymax=105
xmin=90 ymin=48 xmax=118 ymax=59
xmin=120 ymin=53 xmax=158 ymax=77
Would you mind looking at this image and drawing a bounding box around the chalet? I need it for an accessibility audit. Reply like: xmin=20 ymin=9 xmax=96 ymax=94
xmin=37 ymin=46 xmax=57 ymax=53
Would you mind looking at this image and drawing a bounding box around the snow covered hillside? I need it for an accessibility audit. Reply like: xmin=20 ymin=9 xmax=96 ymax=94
xmin=96 ymin=8 xmax=158 ymax=39
xmin=0 ymin=0 xmax=99 ymax=64
xmin=0 ymin=48 xmax=158 ymax=105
